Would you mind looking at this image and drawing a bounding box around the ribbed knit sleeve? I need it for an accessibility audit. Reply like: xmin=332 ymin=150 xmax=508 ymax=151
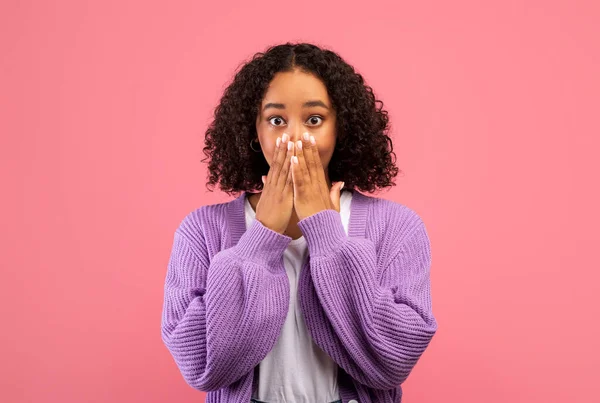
xmin=160 ymin=213 xmax=292 ymax=392
xmin=297 ymin=208 xmax=437 ymax=390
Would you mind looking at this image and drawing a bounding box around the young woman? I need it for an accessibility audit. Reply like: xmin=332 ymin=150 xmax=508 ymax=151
xmin=161 ymin=42 xmax=437 ymax=403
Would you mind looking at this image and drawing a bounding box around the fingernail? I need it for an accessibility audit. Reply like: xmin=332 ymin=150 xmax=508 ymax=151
xmin=310 ymin=135 xmax=316 ymax=145
xmin=276 ymin=137 xmax=281 ymax=147
xmin=296 ymin=140 xmax=302 ymax=150
xmin=288 ymin=141 xmax=293 ymax=150
xmin=303 ymin=132 xmax=309 ymax=141
xmin=340 ymin=182 xmax=345 ymax=190
xmin=282 ymin=133 xmax=289 ymax=142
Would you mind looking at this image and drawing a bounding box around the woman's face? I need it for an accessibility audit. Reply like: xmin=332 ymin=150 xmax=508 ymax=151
xmin=255 ymin=69 xmax=337 ymax=177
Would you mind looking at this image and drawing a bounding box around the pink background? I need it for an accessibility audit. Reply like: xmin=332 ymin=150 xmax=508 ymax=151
xmin=1 ymin=0 xmax=598 ymax=402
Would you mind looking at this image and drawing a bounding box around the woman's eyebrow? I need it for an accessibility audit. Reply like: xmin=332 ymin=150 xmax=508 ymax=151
xmin=262 ymin=100 xmax=330 ymax=111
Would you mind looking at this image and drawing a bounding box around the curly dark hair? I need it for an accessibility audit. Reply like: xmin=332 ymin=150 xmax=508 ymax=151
xmin=201 ymin=41 xmax=401 ymax=197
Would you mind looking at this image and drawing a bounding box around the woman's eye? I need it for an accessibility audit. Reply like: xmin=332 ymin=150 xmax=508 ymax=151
xmin=268 ymin=116 xmax=285 ymax=126
xmin=267 ymin=116 xmax=323 ymax=126
xmin=307 ymin=116 xmax=323 ymax=125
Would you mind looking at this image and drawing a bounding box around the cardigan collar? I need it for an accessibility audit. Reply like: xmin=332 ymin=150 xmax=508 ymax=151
xmin=226 ymin=189 xmax=371 ymax=402
xmin=228 ymin=189 xmax=372 ymax=247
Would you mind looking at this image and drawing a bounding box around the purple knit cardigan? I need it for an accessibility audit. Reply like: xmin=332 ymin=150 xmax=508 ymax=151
xmin=161 ymin=190 xmax=437 ymax=403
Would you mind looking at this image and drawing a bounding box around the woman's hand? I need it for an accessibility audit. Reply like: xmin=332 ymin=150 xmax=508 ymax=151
xmin=290 ymin=132 xmax=345 ymax=221
xmin=255 ymin=133 xmax=295 ymax=234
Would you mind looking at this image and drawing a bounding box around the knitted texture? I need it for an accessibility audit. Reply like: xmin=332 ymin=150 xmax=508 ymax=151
xmin=161 ymin=190 xmax=437 ymax=403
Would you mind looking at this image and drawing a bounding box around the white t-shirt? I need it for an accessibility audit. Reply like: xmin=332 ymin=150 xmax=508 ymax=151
xmin=246 ymin=190 xmax=353 ymax=403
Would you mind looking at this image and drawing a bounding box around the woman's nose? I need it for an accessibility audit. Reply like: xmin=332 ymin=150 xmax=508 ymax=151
xmin=288 ymin=127 xmax=308 ymax=143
